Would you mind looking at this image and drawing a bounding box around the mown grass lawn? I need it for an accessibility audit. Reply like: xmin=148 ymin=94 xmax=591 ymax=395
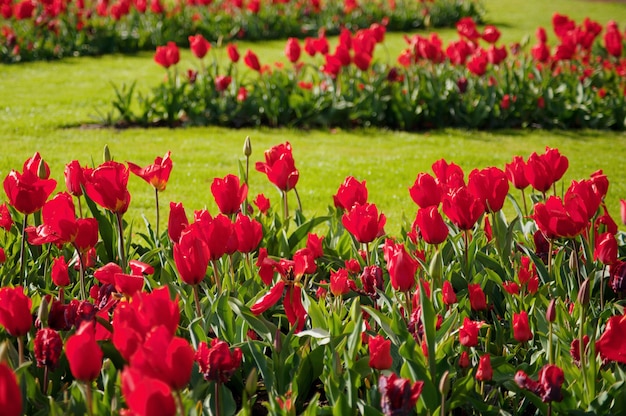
xmin=1 ymin=0 xmax=625 ymax=234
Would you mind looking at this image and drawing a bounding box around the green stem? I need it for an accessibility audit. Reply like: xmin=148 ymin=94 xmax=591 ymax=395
xmin=115 ymin=212 xmax=127 ymax=272
xmin=43 ymin=365 xmax=49 ymax=395
xmin=579 ymin=304 xmax=587 ymax=397
xmin=600 ymin=265 xmax=606 ymax=310
xmin=193 ymin=284 xmax=202 ymax=319
xmin=18 ymin=335 xmax=24 ymax=366
xmin=212 ymin=260 xmax=222 ymax=295
xmin=76 ymin=246 xmax=86 ymax=300
xmin=155 ymin=188 xmax=160 ymax=247
xmin=215 ymin=381 xmax=222 ymax=416
xmin=19 ymin=214 xmax=28 ymax=285
xmin=547 ymin=238 xmax=553 ymax=280
xmin=520 ymin=188 xmax=528 ymax=219
xmin=548 ymin=320 xmax=554 ymax=365
xmin=281 ymin=190 xmax=289 ymax=231
xmin=85 ymin=381 xmax=94 ymax=416
xmin=463 ymin=230 xmax=470 ymax=278
xmin=294 ymin=186 xmax=303 ymax=213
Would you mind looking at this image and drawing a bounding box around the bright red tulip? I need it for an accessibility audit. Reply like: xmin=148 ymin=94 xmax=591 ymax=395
xmin=409 ymin=172 xmax=442 ymax=208
xmin=458 ymin=351 xmax=470 ymax=368
xmin=84 ymin=161 xmax=131 ymax=214
xmin=4 ymin=168 xmax=57 ymax=215
xmin=197 ymin=213 xmax=237 ymax=260
xmin=476 ymin=354 xmax=493 ymax=381
xmin=253 ymin=193 xmax=270 ymax=214
xmin=234 ymin=213 xmax=262 ymax=253
xmin=482 ymin=25 xmax=501 ymax=43
xmin=369 ymin=335 xmax=392 ymax=370
xmin=284 ymin=37 xmax=301 ymax=63
xmin=23 ymin=152 xmax=50 ymax=178
xmin=456 ymin=17 xmax=480 ymax=40
xmin=468 ymin=283 xmax=487 ymax=311
xmin=51 ymin=256 xmax=70 ymax=287
xmin=226 ymin=43 xmax=240 ymax=63
xmin=0 ymin=286 xmax=32 ymax=336
xmin=378 ymin=373 xmax=423 ymax=415
xmin=532 ymin=195 xmax=587 ymax=239
xmin=604 ymin=20 xmax=623 ymax=58
xmin=255 ymin=142 xmax=299 ymax=192
xmin=0 ymin=203 xmax=12 ymax=231
xmin=167 ymin=202 xmax=189 ymax=243
xmin=188 ymin=34 xmax=210 ymax=59
xmin=342 ymin=203 xmax=386 ymax=244
xmin=590 ymin=169 xmax=609 ymax=200
xmin=513 ymin=311 xmax=533 ymax=343
xmin=468 ymin=166 xmax=509 ymax=213
xmin=244 ymin=49 xmax=261 ymax=71
xmin=383 ymin=239 xmax=418 ymax=292
xmin=442 ymin=186 xmax=484 ymax=230
xmin=330 ymin=268 xmax=354 ymax=296
xmin=211 ymin=174 xmax=248 ymax=215
xmin=594 ymin=232 xmax=618 ymax=265
xmin=64 ymin=160 xmax=86 ymax=197
xmin=442 ymin=280 xmax=457 ymax=305
xmin=121 ymin=367 xmax=177 ymax=416
xmin=566 ymin=179 xmax=601 ymax=221
xmin=459 ymin=317 xmax=483 ymax=347
xmin=195 ymin=338 xmax=243 ymax=383
xmin=128 ymin=151 xmax=172 ymax=192
xmin=129 ymin=260 xmax=154 ymax=276
xmin=214 ymin=75 xmax=232 ymax=92
xmin=0 ymin=362 xmax=22 ymax=416
xmin=154 ymin=42 xmax=180 ymax=68
xmin=173 ymin=225 xmax=210 ymax=285
xmin=114 ymin=272 xmax=144 ymax=296
xmin=596 ymin=314 xmax=626 ymax=363
xmin=505 ymin=156 xmax=530 ymax=190
xmin=65 ymin=322 xmax=103 ymax=381
xmin=414 ymin=206 xmax=449 ymax=245
xmin=333 ymin=176 xmax=368 ymax=211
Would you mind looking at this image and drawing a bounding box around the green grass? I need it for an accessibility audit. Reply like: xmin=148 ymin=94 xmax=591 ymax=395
xmin=1 ymin=0 xmax=626 ymax=235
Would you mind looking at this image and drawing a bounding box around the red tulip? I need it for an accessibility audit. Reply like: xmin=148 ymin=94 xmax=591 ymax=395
xmin=0 ymin=362 xmax=22 ymax=416
xmin=4 ymin=168 xmax=57 ymax=215
xmin=94 ymin=262 xmax=123 ymax=285
xmin=459 ymin=317 xmax=483 ymax=347
xmin=532 ymin=195 xmax=587 ymax=239
xmin=342 ymin=203 xmax=386 ymax=244
xmin=195 ymin=339 xmax=243 ymax=383
xmin=594 ymin=232 xmax=618 ymax=265
xmin=383 ymin=239 xmax=418 ymax=292
xmin=226 ymin=43 xmax=240 ymax=63
xmin=128 ymin=151 xmax=173 ymax=192
xmin=255 ymin=142 xmax=299 ymax=192
xmin=482 ymin=25 xmax=501 ymax=43
xmin=114 ymin=273 xmax=144 ymax=296
xmin=442 ymin=280 xmax=457 ymax=305
xmin=596 ymin=313 xmax=626 ymax=363
xmin=0 ymin=203 xmax=12 ymax=231
xmin=244 ymin=49 xmax=261 ymax=71
xmin=121 ymin=367 xmax=177 ymax=416
xmin=604 ymin=20 xmax=623 ymax=58
xmin=476 ymin=354 xmax=492 ymax=381
xmin=188 ymin=34 xmax=210 ymax=59
xmin=409 ymin=172 xmax=442 ymax=208
xmin=414 ymin=206 xmax=449 ymax=245
xmin=34 ymin=328 xmax=63 ymax=369
xmin=234 ymin=213 xmax=262 ymax=253
xmin=621 ymin=199 xmax=626 ymax=226
xmin=64 ymin=160 xmax=86 ymax=197
xmin=154 ymin=42 xmax=180 ymax=68
xmin=129 ymin=260 xmax=154 ymax=276
xmin=211 ymin=174 xmax=248 ymax=215
xmin=23 ymin=152 xmax=50 ymax=178
xmin=51 ymin=256 xmax=70 ymax=287
xmin=333 ymin=176 xmax=368 ymax=211
xmin=456 ymin=17 xmax=480 ymax=41
xmin=513 ymin=311 xmax=533 ymax=343
xmin=167 ymin=202 xmax=189 ymax=243
xmin=468 ymin=167 xmax=509 ymax=213
xmin=505 ymin=156 xmax=530 ymax=190
xmin=284 ymin=37 xmax=301 ymax=63
xmin=0 ymin=286 xmax=32 ymax=336
xmin=84 ymin=161 xmax=131 ymax=214
xmin=65 ymin=322 xmax=103 ymax=381
xmin=214 ymin=75 xmax=232 ymax=92
xmin=515 ymin=364 xmax=565 ymax=403
xmin=458 ymin=351 xmax=470 ymax=368
xmin=173 ymin=225 xmax=210 ymax=285
xmin=442 ymin=186 xmax=484 ymax=230
xmin=467 ymin=51 xmax=488 ymax=76
xmin=330 ymin=268 xmax=354 ymax=296
xmin=368 ymin=335 xmax=392 ymax=370
xmin=196 ymin=213 xmax=237 ymax=260
xmin=378 ymin=373 xmax=423 ymax=416
xmin=468 ymin=283 xmax=487 ymax=311
xmin=306 ymin=233 xmax=324 ymax=259
xmin=590 ymin=169 xmax=609 ymax=200
xmin=566 ymin=179 xmax=601 ymax=221
xmin=253 ymin=193 xmax=270 ymax=214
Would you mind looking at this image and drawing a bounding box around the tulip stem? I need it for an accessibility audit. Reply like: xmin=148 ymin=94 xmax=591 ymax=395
xmin=76 ymin=246 xmax=86 ymax=300
xmin=600 ymin=265 xmax=606 ymax=310
xmin=548 ymin=321 xmax=554 ymax=365
xmin=154 ymin=188 xmax=160 ymax=247
xmin=294 ymin=186 xmax=303 ymax=213
xmin=115 ymin=212 xmax=127 ymax=272
xmin=193 ymin=284 xmax=202 ymax=319
xmin=19 ymin=214 xmax=28 ymax=285
xmin=215 ymin=381 xmax=222 ymax=416
xmin=212 ymin=260 xmax=222 ymax=295
xmin=281 ymin=190 xmax=289 ymax=231
xmin=547 ymin=238 xmax=553 ymax=279
xmin=18 ymin=335 xmax=24 ymax=366
xmin=520 ymin=188 xmax=528 ymax=219
xmin=579 ymin=303 xmax=588 ymax=397
xmin=85 ymin=381 xmax=94 ymax=416
xmin=43 ymin=365 xmax=49 ymax=395
xmin=463 ymin=230 xmax=470 ymax=278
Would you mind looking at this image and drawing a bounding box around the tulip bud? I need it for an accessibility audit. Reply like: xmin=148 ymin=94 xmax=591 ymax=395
xmin=546 ymin=298 xmax=556 ymax=322
xmin=243 ymin=136 xmax=252 ymax=157
xmin=37 ymin=296 xmax=49 ymax=328
xmin=439 ymin=370 xmax=450 ymax=396
xmin=0 ymin=341 xmax=8 ymax=364
xmin=37 ymin=158 xmax=47 ymax=179
xmin=577 ymin=278 xmax=590 ymax=307
xmin=103 ymin=144 xmax=111 ymax=162
xmin=428 ymin=250 xmax=442 ymax=282
xmin=245 ymin=367 xmax=258 ymax=397
xmin=274 ymin=328 xmax=282 ymax=353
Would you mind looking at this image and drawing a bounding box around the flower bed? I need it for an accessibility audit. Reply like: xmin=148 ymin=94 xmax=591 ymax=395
xmin=0 ymin=141 xmax=625 ymax=415
xmin=0 ymin=0 xmax=483 ymax=62
xmin=107 ymin=14 xmax=626 ymax=130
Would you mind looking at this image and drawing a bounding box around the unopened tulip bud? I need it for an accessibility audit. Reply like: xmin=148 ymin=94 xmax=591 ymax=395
xmin=243 ymin=136 xmax=252 ymax=157
xmin=37 ymin=296 xmax=49 ymax=328
xmin=103 ymin=144 xmax=111 ymax=162
xmin=245 ymin=367 xmax=258 ymax=396
xmin=37 ymin=159 xmax=47 ymax=179
xmin=0 ymin=341 xmax=8 ymax=364
xmin=546 ymin=298 xmax=556 ymax=322
xmin=577 ymin=278 xmax=590 ymax=307
xmin=439 ymin=370 xmax=450 ymax=395
xmin=274 ymin=328 xmax=282 ymax=353
xmin=428 ymin=250 xmax=442 ymax=282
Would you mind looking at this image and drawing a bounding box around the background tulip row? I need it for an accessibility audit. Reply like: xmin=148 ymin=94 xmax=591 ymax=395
xmin=1 ymin=139 xmax=626 ymax=415
xmin=0 ymin=0 xmax=483 ymax=63
xmin=105 ymin=14 xmax=626 ymax=131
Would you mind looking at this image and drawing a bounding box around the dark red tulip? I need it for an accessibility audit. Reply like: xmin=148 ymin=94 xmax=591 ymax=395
xmin=121 ymin=367 xmax=177 ymax=416
xmin=128 ymin=151 xmax=173 ymax=192
xmin=64 ymin=160 xmax=86 ymax=197
xmin=442 ymin=186 xmax=484 ymax=230
xmin=84 ymin=161 xmax=131 ymax=214
xmin=167 ymin=202 xmax=189 ymax=243
xmin=468 ymin=166 xmax=509 ymax=213
xmin=226 ymin=43 xmax=240 ymax=63
xmin=378 ymin=373 xmax=423 ymax=416
xmin=234 ymin=213 xmax=262 ymax=253
xmin=65 ymin=322 xmax=103 ymax=381
xmin=414 ymin=207 xmax=449 ymax=245
xmin=214 ymin=75 xmax=232 ymax=92
xmin=513 ymin=311 xmax=533 ymax=343
xmin=188 ymin=34 xmax=210 ymax=59
xmin=505 ymin=156 xmax=530 ymax=190
xmin=255 ymin=142 xmax=299 ymax=192
xmin=409 ymin=172 xmax=442 ymax=208
xmin=458 ymin=351 xmax=470 ymax=368
xmin=51 ymin=256 xmax=70 ymax=287
xmin=342 ymin=203 xmax=386 ymax=244
xmin=0 ymin=286 xmax=32 ymax=336
xmin=34 ymin=328 xmax=63 ymax=369
xmin=0 ymin=363 xmax=22 ymax=416
xmin=211 ymin=174 xmax=248 ymax=215
xmin=609 ymin=261 xmax=626 ymax=294
xmin=383 ymin=239 xmax=418 ymax=292
xmin=173 ymin=225 xmax=210 ymax=285
xmin=244 ymin=49 xmax=261 ymax=71
xmin=195 ymin=338 xmax=243 ymax=383
xmin=333 ymin=176 xmax=368 ymax=211
xmin=4 ymin=168 xmax=56 ymax=215
xmin=476 ymin=354 xmax=492 ymax=381
xmin=515 ymin=364 xmax=564 ymax=403
xmin=369 ymin=335 xmax=392 ymax=370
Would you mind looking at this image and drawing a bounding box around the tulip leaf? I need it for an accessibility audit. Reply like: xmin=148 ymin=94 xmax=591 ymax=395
xmin=82 ymin=191 xmax=115 ymax=263
xmin=287 ymin=215 xmax=331 ymax=252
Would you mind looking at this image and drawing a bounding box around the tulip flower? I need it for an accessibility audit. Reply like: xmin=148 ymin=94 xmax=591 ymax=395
xmin=369 ymin=335 xmax=393 ymax=370
xmin=566 ymin=179 xmax=601 ymax=222
xmin=51 ymin=256 xmax=70 ymax=287
xmin=476 ymin=354 xmax=493 ymax=381
xmin=167 ymin=202 xmax=189 ymax=243
xmin=458 ymin=351 xmax=470 ymax=368
xmin=329 ymin=268 xmax=355 ymax=296
xmin=383 ymin=239 xmax=418 ymax=292
xmin=253 ymin=193 xmax=270 ymax=214
xmin=34 ymin=328 xmax=63 ymax=369
xmin=333 ymin=176 xmax=368 ymax=211
xmin=442 ymin=280 xmax=457 ymax=305
xmin=188 ymin=34 xmax=210 ymax=59
xmin=414 ymin=207 xmax=449 ymax=245
xmin=128 ymin=151 xmax=172 ymax=193
xmin=505 ymin=156 xmax=530 ymax=190
xmin=513 ymin=311 xmax=533 ymax=343
xmin=65 ymin=322 xmax=103 ymax=382
xmin=459 ymin=317 xmax=483 ymax=347
xmin=409 ymin=172 xmax=442 ymax=208
xmin=378 ymin=373 xmax=423 ymax=416
xmin=532 ymin=195 xmax=587 ymax=239
xmin=173 ymin=225 xmax=210 ymax=286
xmin=226 ymin=43 xmax=240 ymax=63
xmin=596 ymin=313 xmax=626 ymax=363
xmin=468 ymin=166 xmax=509 ymax=213
xmin=255 ymin=142 xmax=299 ymax=192
xmin=234 ymin=213 xmax=263 ymax=253
xmin=121 ymin=367 xmax=177 ymax=416
xmin=244 ymin=49 xmax=261 ymax=71
xmin=0 ymin=363 xmax=22 ymax=416
xmin=4 ymin=168 xmax=56 ymax=215
xmin=442 ymin=186 xmax=484 ymax=231
xmin=84 ymin=161 xmax=131 ymax=214
xmin=64 ymin=160 xmax=86 ymax=199
xmin=114 ymin=272 xmax=145 ymax=297
xmin=342 ymin=203 xmax=386 ymax=244
xmin=211 ymin=174 xmax=248 ymax=215
xmin=594 ymin=232 xmax=618 ymax=265
xmin=0 ymin=286 xmax=32 ymax=337
xmin=0 ymin=203 xmax=12 ymax=231
xmin=284 ymin=37 xmax=301 ymax=63
xmin=515 ymin=364 xmax=565 ymax=402
xmin=154 ymin=42 xmax=180 ymax=68
xmin=468 ymin=283 xmax=487 ymax=311
xmin=195 ymin=338 xmax=243 ymax=383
